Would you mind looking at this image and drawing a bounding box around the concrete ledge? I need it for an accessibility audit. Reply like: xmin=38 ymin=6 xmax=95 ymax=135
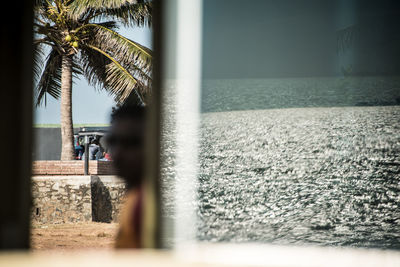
xmin=1 ymin=244 xmax=400 ymax=266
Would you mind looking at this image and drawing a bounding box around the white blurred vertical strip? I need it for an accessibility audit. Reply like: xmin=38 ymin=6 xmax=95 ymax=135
xmin=174 ymin=0 xmax=203 ymax=247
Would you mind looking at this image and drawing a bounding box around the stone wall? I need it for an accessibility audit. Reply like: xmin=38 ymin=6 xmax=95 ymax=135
xmin=91 ymin=176 xmax=126 ymax=223
xmin=32 ymin=175 xmax=126 ymax=224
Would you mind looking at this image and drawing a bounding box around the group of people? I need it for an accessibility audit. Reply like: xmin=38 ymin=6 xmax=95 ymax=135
xmin=75 ymin=136 xmax=112 ymax=161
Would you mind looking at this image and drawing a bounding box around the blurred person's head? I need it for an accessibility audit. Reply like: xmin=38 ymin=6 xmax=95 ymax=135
xmin=92 ymin=138 xmax=99 ymax=145
xmin=108 ymin=105 xmax=146 ymax=189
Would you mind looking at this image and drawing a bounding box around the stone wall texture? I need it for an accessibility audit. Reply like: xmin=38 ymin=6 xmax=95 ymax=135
xmin=32 ymin=175 xmax=126 ymax=224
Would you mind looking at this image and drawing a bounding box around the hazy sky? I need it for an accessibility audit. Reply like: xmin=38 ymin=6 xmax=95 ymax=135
xmin=34 ymin=26 xmax=152 ymax=125
xmin=202 ymin=0 xmax=338 ymax=79
xmin=202 ymin=0 xmax=400 ymax=79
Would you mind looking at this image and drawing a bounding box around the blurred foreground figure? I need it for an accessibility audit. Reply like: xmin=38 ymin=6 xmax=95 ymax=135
xmin=108 ymin=105 xmax=146 ymax=248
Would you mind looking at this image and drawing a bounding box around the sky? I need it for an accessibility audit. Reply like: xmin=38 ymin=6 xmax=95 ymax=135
xmin=34 ymin=26 xmax=152 ymax=125
xmin=202 ymin=0 xmax=400 ymax=79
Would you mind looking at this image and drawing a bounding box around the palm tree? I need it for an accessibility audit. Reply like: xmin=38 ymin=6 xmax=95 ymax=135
xmin=34 ymin=0 xmax=152 ymax=160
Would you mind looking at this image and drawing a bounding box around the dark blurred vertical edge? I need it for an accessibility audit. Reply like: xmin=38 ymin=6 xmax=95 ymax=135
xmin=143 ymin=0 xmax=163 ymax=248
xmin=0 ymin=0 xmax=33 ymax=249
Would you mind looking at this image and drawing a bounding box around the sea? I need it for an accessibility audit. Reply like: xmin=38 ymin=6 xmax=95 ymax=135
xmin=161 ymin=76 xmax=400 ymax=249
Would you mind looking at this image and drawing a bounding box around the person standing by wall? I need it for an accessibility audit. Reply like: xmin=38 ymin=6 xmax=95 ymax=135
xmin=107 ymin=105 xmax=146 ymax=248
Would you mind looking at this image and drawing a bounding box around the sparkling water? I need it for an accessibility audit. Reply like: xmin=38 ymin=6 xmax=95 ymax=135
xmin=162 ymin=77 xmax=400 ymax=249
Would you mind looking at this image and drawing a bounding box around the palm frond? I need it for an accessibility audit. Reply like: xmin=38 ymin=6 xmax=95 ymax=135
xmin=35 ymin=49 xmax=82 ymax=106
xmin=93 ymin=20 xmax=119 ymax=30
xmin=83 ymin=23 xmax=152 ymax=72
xmin=95 ymin=1 xmax=152 ymax=27
xmin=69 ymin=0 xmax=134 ymax=14
xmin=87 ymin=44 xmax=138 ymax=102
xmin=104 ymin=58 xmax=144 ymax=103
xmin=34 ymin=0 xmax=51 ymax=9
xmin=68 ymin=0 xmax=135 ymax=18
xmin=67 ymin=0 xmax=151 ymax=27
xmin=80 ymin=44 xmax=148 ymax=104
xmin=35 ymin=49 xmax=62 ymax=107
xmin=33 ymin=43 xmax=46 ymax=84
xmin=79 ymin=45 xmax=109 ymax=89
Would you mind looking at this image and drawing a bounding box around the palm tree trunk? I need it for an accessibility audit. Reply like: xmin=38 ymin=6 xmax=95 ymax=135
xmin=60 ymin=55 xmax=75 ymax=160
